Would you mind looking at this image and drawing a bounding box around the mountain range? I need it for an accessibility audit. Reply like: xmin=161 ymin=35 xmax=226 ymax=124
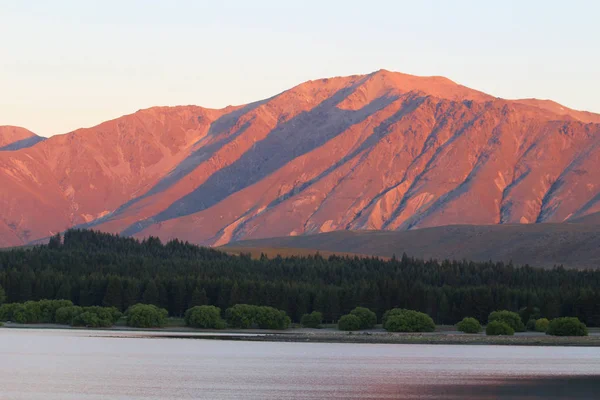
xmin=2 ymin=69 xmax=600 ymax=255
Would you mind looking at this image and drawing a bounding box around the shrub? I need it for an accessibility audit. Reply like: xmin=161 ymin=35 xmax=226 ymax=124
xmin=0 ymin=300 xmax=74 ymax=324
xmin=71 ymin=306 xmax=121 ymax=328
xmin=184 ymin=306 xmax=226 ymax=329
xmin=456 ymin=317 xmax=482 ymax=334
xmin=13 ymin=301 xmax=42 ymax=324
xmin=349 ymin=307 xmax=377 ymax=329
xmin=486 ymin=321 xmax=515 ymax=336
xmin=254 ymin=306 xmax=291 ymax=330
xmin=535 ymin=318 xmax=550 ymax=333
xmin=488 ymin=310 xmax=525 ymax=332
xmin=382 ymin=309 xmax=435 ymax=332
xmin=225 ymin=304 xmax=256 ymax=328
xmin=55 ymin=306 xmax=83 ymax=325
xmin=224 ymin=304 xmax=291 ymax=330
xmin=72 ymin=311 xmax=103 ymax=327
xmin=0 ymin=303 xmax=23 ymax=322
xmin=338 ymin=314 xmax=362 ymax=331
xmin=300 ymin=311 xmax=323 ymax=328
xmin=546 ymin=317 xmax=588 ymax=337
xmin=38 ymin=299 xmax=74 ymax=323
xmin=526 ymin=319 xmax=537 ymax=331
xmin=126 ymin=304 xmax=168 ymax=328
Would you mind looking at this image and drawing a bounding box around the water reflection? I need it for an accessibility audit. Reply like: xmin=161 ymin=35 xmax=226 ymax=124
xmin=0 ymin=329 xmax=599 ymax=399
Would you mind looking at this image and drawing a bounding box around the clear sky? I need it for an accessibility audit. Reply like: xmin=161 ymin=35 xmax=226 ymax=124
xmin=1 ymin=0 xmax=599 ymax=137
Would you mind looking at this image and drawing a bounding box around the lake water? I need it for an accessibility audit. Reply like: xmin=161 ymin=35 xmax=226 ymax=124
xmin=1 ymin=328 xmax=599 ymax=399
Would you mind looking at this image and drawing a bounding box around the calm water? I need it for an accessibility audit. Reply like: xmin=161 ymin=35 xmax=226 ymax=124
xmin=1 ymin=329 xmax=600 ymax=399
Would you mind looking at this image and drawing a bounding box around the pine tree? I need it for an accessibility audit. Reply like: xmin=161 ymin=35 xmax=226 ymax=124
xmin=48 ymin=233 xmax=61 ymax=250
xmin=56 ymin=282 xmax=72 ymax=302
xmin=190 ymin=287 xmax=209 ymax=307
xmin=229 ymin=282 xmax=240 ymax=306
xmin=169 ymin=279 xmax=187 ymax=317
xmin=103 ymin=277 xmax=123 ymax=310
xmin=122 ymin=280 xmax=141 ymax=310
xmin=142 ymin=280 xmax=159 ymax=306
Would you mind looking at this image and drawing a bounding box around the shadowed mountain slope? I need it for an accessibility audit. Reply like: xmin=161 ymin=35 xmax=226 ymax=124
xmin=222 ymin=222 xmax=600 ymax=269
xmin=1 ymin=70 xmax=600 ymax=249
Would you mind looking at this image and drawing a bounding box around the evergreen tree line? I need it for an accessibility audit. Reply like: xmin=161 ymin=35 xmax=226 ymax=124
xmin=0 ymin=229 xmax=599 ymax=326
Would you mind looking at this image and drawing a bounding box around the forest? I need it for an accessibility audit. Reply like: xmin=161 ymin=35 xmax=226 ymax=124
xmin=0 ymin=229 xmax=599 ymax=326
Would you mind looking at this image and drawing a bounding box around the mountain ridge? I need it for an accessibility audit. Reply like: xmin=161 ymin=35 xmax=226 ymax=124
xmin=0 ymin=126 xmax=45 ymax=151
xmin=1 ymin=70 xmax=600 ymax=248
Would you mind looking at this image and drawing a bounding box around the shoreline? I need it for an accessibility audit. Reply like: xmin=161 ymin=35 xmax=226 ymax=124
xmin=3 ymin=323 xmax=600 ymax=346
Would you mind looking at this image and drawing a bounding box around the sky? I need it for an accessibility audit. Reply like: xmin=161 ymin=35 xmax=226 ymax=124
xmin=1 ymin=0 xmax=599 ymax=137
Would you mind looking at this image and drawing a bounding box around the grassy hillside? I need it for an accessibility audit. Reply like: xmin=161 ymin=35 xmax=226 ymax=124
xmin=223 ymin=222 xmax=600 ymax=269
xmin=220 ymin=246 xmax=386 ymax=260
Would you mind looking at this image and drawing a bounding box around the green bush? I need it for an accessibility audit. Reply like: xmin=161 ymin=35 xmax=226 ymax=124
xmin=71 ymin=306 xmax=121 ymax=328
xmin=0 ymin=300 xmax=74 ymax=324
xmin=38 ymin=299 xmax=74 ymax=323
xmin=535 ymin=318 xmax=550 ymax=333
xmin=382 ymin=309 xmax=435 ymax=332
xmin=225 ymin=304 xmax=291 ymax=330
xmin=255 ymin=306 xmax=291 ymax=330
xmin=488 ymin=310 xmax=525 ymax=332
xmin=338 ymin=314 xmax=362 ymax=331
xmin=0 ymin=303 xmax=23 ymax=322
xmin=126 ymin=304 xmax=168 ymax=328
xmin=546 ymin=317 xmax=588 ymax=337
xmin=55 ymin=306 xmax=83 ymax=325
xmin=300 ymin=311 xmax=323 ymax=328
xmin=456 ymin=317 xmax=482 ymax=333
xmin=13 ymin=301 xmax=42 ymax=324
xmin=184 ymin=306 xmax=226 ymax=329
xmin=526 ymin=318 xmax=537 ymax=331
xmin=349 ymin=307 xmax=377 ymax=329
xmin=225 ymin=304 xmax=256 ymax=329
xmin=486 ymin=321 xmax=515 ymax=336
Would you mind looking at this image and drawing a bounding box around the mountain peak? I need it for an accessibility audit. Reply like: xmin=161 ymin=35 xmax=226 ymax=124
xmin=1 ymin=72 xmax=600 ymax=248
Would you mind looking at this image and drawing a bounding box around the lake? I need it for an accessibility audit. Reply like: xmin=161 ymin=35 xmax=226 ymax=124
xmin=1 ymin=328 xmax=599 ymax=399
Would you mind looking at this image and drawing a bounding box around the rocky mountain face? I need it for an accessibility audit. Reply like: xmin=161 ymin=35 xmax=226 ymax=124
xmin=1 ymin=70 xmax=599 ymax=247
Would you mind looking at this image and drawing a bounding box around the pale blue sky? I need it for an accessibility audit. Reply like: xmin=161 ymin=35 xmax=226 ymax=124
xmin=1 ymin=0 xmax=598 ymax=137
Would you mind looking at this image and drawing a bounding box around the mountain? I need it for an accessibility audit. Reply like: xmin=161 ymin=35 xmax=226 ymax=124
xmin=1 ymin=70 xmax=600 ymax=250
xmin=0 ymin=126 xmax=45 ymax=151
xmin=221 ymin=220 xmax=600 ymax=269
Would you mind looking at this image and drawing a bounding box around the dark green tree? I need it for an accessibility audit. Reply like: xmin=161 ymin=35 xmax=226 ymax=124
xmin=103 ymin=277 xmax=123 ymax=310
xmin=142 ymin=281 xmax=159 ymax=306
xmin=190 ymin=287 xmax=209 ymax=307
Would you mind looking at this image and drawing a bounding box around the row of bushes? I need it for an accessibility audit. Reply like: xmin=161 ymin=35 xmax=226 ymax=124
xmin=331 ymin=306 xmax=589 ymax=337
xmin=0 ymin=300 xmax=292 ymax=330
xmin=455 ymin=310 xmax=588 ymax=336
xmin=184 ymin=304 xmax=291 ymax=330
xmin=3 ymin=300 xmax=587 ymax=337
xmin=334 ymin=307 xmax=436 ymax=332
xmin=0 ymin=300 xmax=123 ymax=327
xmin=0 ymin=300 xmax=170 ymax=328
